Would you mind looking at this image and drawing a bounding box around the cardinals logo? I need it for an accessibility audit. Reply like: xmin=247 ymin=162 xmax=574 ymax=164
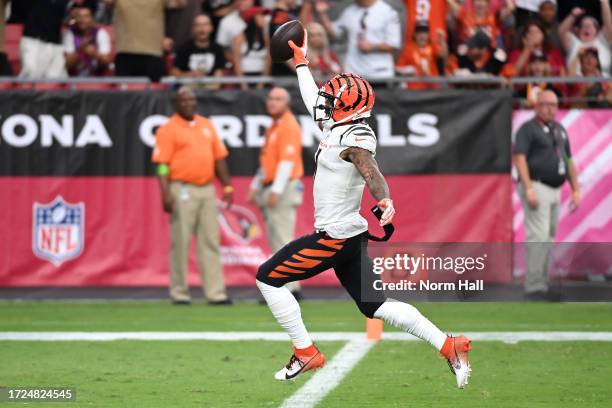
xmin=217 ymin=200 xmax=262 ymax=244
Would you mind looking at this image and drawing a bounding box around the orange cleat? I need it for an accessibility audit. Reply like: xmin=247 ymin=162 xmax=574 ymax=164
xmin=274 ymin=345 xmax=325 ymax=381
xmin=442 ymin=335 xmax=472 ymax=388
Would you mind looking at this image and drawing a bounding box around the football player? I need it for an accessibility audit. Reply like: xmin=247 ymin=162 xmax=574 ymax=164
xmin=255 ymin=30 xmax=472 ymax=388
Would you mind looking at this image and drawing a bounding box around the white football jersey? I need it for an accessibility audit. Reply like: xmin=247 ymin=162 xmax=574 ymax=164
xmin=313 ymin=121 xmax=377 ymax=239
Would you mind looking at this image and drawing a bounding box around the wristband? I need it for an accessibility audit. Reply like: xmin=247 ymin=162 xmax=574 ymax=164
xmin=223 ymin=185 xmax=234 ymax=193
xmin=157 ymin=163 xmax=169 ymax=176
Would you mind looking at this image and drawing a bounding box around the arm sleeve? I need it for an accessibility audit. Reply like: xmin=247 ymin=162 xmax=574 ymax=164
xmin=62 ymin=30 xmax=75 ymax=53
xmin=214 ymin=45 xmax=226 ymax=71
xmin=384 ymin=10 xmax=401 ymax=49
xmin=270 ymin=161 xmax=295 ymax=194
xmin=174 ymin=45 xmax=189 ymax=71
xmin=564 ymin=130 xmax=572 ymax=159
xmin=152 ymin=126 xmax=174 ymax=163
xmin=97 ymin=28 xmax=112 ymax=54
xmin=250 ymin=167 xmax=264 ymax=191
xmin=296 ymin=65 xmax=319 ymax=118
xmin=212 ymin=125 xmax=229 ymax=160
xmin=339 ymin=125 xmax=377 ymax=155
xmin=332 ymin=10 xmax=348 ymax=39
xmin=513 ymin=124 xmax=531 ymax=155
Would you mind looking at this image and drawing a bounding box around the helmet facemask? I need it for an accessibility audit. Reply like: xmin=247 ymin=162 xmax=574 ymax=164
xmin=313 ymin=84 xmax=346 ymax=122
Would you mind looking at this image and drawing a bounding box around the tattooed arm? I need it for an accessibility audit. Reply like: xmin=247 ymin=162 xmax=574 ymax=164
xmin=340 ymin=147 xmax=389 ymax=201
xmin=341 ymin=147 xmax=395 ymax=225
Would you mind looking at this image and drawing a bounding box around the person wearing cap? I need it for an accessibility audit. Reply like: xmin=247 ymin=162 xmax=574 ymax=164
xmin=515 ymin=50 xmax=563 ymax=107
xmin=249 ymin=87 xmax=305 ymax=300
xmin=396 ymin=20 xmax=449 ymax=89
xmin=153 ymin=86 xmax=234 ymax=305
xmin=449 ymin=30 xmax=507 ymax=76
xmin=514 ymin=90 xmax=581 ymax=301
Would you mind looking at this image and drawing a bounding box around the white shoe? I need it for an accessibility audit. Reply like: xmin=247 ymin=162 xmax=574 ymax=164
xmin=445 ymin=335 xmax=472 ymax=388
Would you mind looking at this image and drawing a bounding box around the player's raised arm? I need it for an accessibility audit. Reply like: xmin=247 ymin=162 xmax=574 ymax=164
xmin=288 ymin=32 xmax=318 ymax=119
xmin=340 ymin=147 xmax=395 ymax=226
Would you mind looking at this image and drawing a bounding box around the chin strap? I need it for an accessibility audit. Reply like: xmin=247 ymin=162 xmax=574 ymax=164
xmin=366 ymin=205 xmax=395 ymax=241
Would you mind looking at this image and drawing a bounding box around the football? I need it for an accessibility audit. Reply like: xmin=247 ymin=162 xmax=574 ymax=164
xmin=270 ymin=20 xmax=305 ymax=62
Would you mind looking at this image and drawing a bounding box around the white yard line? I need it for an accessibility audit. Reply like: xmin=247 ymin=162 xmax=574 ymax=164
xmin=279 ymin=339 xmax=375 ymax=408
xmin=1 ymin=331 xmax=612 ymax=341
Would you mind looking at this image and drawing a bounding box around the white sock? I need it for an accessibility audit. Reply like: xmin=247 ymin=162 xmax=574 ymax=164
xmin=374 ymin=300 xmax=447 ymax=351
xmin=256 ymin=280 xmax=312 ymax=349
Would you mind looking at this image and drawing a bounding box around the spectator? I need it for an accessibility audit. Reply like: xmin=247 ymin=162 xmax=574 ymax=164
xmin=305 ymin=21 xmax=342 ymax=80
xmin=165 ymin=0 xmax=204 ymax=49
xmin=403 ymin=0 xmax=448 ymax=56
xmin=152 ymin=86 xmax=234 ymax=306
xmin=317 ymin=0 xmax=401 ymax=80
xmin=447 ymin=0 xmax=513 ymax=48
xmin=514 ymin=90 xmax=580 ymax=301
xmin=508 ymin=22 xmax=565 ymax=76
xmin=396 ymin=21 xmax=449 ymax=89
xmin=559 ymin=4 xmax=612 ymax=76
xmin=67 ymin=0 xmax=102 ymax=24
xmin=232 ymin=6 xmax=269 ymax=85
xmin=569 ymin=48 xmax=612 ymax=108
xmin=0 ymin=0 xmax=11 ymax=75
xmin=536 ymin=0 xmax=562 ymax=51
xmin=249 ymin=87 xmax=304 ymax=301
xmin=170 ymin=14 xmax=226 ymax=85
xmin=105 ymin=0 xmax=187 ymax=82
xmin=18 ymin=0 xmax=69 ymax=78
xmin=63 ymin=7 xmax=112 ymax=77
xmin=514 ymin=51 xmax=564 ymax=108
xmin=216 ymin=0 xmax=253 ymax=65
xmin=449 ymin=30 xmax=507 ymax=76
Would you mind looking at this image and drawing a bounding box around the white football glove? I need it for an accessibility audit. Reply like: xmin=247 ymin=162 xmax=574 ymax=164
xmin=377 ymin=198 xmax=395 ymax=226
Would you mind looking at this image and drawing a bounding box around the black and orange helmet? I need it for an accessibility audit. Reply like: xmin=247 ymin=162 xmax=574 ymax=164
xmin=314 ymin=73 xmax=375 ymax=124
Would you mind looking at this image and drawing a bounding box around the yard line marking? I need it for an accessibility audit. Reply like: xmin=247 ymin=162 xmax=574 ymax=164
xmin=1 ymin=331 xmax=612 ymax=341
xmin=279 ymin=339 xmax=375 ymax=408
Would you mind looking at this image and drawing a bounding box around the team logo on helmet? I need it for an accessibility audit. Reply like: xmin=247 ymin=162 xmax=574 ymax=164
xmin=314 ymin=73 xmax=375 ymax=124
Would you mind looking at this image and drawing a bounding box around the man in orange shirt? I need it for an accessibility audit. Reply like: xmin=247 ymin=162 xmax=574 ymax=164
xmin=249 ymin=87 xmax=304 ymax=299
xmin=152 ymin=86 xmax=234 ymax=305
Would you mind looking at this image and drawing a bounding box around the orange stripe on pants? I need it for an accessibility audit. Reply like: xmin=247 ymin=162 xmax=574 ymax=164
xmin=317 ymin=238 xmax=345 ymax=250
xmin=299 ymin=248 xmax=336 ymax=258
xmin=283 ymin=254 xmax=322 ymax=269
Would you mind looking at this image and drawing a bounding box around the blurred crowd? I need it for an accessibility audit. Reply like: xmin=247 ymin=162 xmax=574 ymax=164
xmin=0 ymin=0 xmax=611 ymax=107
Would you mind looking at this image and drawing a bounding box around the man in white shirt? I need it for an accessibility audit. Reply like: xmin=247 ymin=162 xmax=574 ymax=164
xmin=215 ymin=0 xmax=252 ymax=63
xmin=318 ymin=0 xmax=401 ymax=79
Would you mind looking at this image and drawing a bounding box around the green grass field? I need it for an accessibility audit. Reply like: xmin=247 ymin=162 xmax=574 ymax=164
xmin=2 ymin=301 xmax=612 ymax=407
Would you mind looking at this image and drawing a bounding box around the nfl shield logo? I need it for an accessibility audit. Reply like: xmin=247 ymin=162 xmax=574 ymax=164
xmin=33 ymin=196 xmax=85 ymax=266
